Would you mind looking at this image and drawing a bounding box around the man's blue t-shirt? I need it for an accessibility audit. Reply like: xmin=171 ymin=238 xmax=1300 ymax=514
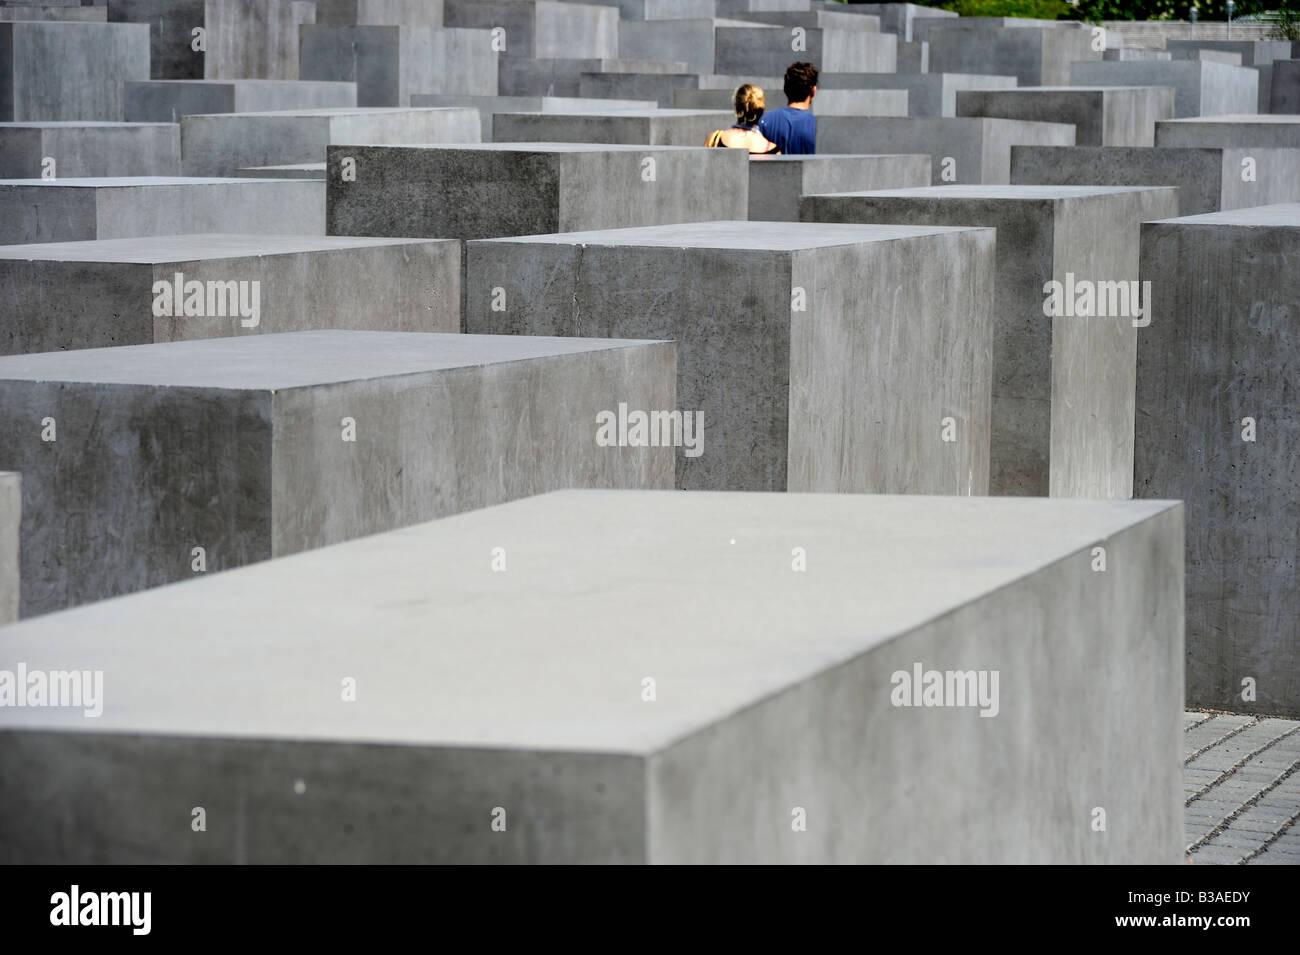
xmin=759 ymin=106 xmax=816 ymax=154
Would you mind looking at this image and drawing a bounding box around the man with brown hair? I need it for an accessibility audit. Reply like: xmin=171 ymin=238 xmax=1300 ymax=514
xmin=758 ymin=61 xmax=818 ymax=154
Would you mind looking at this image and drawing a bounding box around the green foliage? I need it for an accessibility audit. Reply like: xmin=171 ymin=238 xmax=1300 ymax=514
xmin=933 ymin=0 xmax=1075 ymax=17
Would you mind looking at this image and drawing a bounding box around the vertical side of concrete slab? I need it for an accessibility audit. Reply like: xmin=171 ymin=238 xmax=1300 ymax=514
xmin=0 ymin=260 xmax=155 ymax=355
xmin=647 ymin=504 xmax=1185 ymax=863
xmin=0 ymin=472 xmax=17 ymax=626
xmin=0 ymin=382 xmax=274 ymax=617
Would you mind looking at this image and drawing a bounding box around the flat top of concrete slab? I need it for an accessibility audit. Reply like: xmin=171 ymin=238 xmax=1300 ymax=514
xmin=494 ymin=109 xmax=731 ymax=118
xmin=1149 ymin=202 xmax=1300 ymax=227
xmin=810 ymin=184 xmax=1174 ymax=201
xmin=184 ymin=107 xmax=473 ymax=119
xmin=474 ymin=220 xmax=989 ymax=251
xmin=1159 ymin=114 xmax=1300 ymax=124
xmin=0 ymin=331 xmax=668 ymax=391
xmin=748 ymin=153 xmax=929 ymax=163
xmin=239 ymin=163 xmax=326 ymax=172
xmin=0 ymin=122 xmax=177 ymax=130
xmin=986 ymin=85 xmax=1171 ymax=93
xmin=347 ymin=142 xmax=724 ymax=154
xmin=127 ymin=79 xmax=353 ymax=87
xmin=0 ymin=233 xmax=447 ymax=264
xmin=0 ymin=177 xmax=302 ymax=188
xmin=0 ymin=490 xmax=1179 ymax=754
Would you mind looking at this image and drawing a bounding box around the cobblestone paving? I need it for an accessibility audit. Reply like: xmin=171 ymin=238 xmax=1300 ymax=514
xmin=1184 ymin=711 xmax=1300 ymax=865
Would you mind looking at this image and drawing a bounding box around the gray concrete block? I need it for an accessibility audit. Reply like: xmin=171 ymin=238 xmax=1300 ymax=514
xmin=468 ymin=220 xmax=994 ymax=494
xmin=0 ymin=471 xmax=15 ymax=626
xmin=728 ymin=10 xmax=881 ymax=30
xmin=714 ymin=0 xmax=808 ymax=13
xmin=818 ymin=116 xmax=1075 ymax=185
xmin=500 ymin=57 xmax=688 ymax=97
xmin=748 ymin=153 xmax=930 ymax=221
xmin=714 ymin=24 xmax=897 ymax=76
xmin=0 ymin=490 xmax=1185 ymax=863
xmin=179 ymin=107 xmax=480 ymax=177
xmin=326 ymin=142 xmax=748 ymax=240
xmin=896 ymin=39 xmax=927 ymax=73
xmin=108 ymin=0 xmax=315 ymax=81
xmin=1167 ymin=47 xmax=1244 ymax=66
xmin=444 ymin=0 xmax=618 ymax=59
xmin=1156 ymin=113 xmax=1300 ymax=148
xmin=1104 ymin=47 xmax=1171 ymax=62
xmin=803 ymin=185 xmax=1179 ymax=498
xmin=956 ymin=86 xmax=1175 ymax=147
xmin=299 ymin=25 xmax=498 ymax=107
xmin=844 ymin=3 xmax=953 ymax=42
xmin=0 ymin=233 xmax=460 ymax=356
xmin=1010 ymin=145 xmax=1300 ymax=216
xmin=805 ymin=88 xmax=909 ymax=117
xmin=1269 ymin=60 xmax=1300 ymax=113
xmin=0 ymin=20 xmax=148 ymax=121
xmin=234 ymin=163 xmax=325 ymax=179
xmin=563 ymin=0 xmax=715 ymax=20
xmin=410 ymin=93 xmax=657 ymax=140
xmin=1135 ymin=204 xmax=1300 ymax=717
xmin=0 ymin=177 xmax=324 ymax=244
xmin=820 ymin=72 xmax=1019 ymax=119
xmin=579 ymin=71 xmax=780 ymax=107
xmin=313 ymin=0 xmax=446 ymax=27
xmin=0 ymin=331 xmax=675 ymax=617
xmin=1070 ymin=60 xmax=1258 ymax=118
xmin=493 ymin=108 xmax=732 ymax=145
xmin=125 ymin=79 xmax=357 ymax=123
xmin=616 ymin=18 xmax=742 ymax=74
xmin=0 ymin=122 xmax=180 ymax=177
xmin=1165 ymin=39 xmax=1292 ymax=67
xmin=0 ymin=5 xmax=106 ymax=21
xmin=929 ymin=23 xmax=1102 ymax=86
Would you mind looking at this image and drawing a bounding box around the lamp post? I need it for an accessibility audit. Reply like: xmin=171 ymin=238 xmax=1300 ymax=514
xmin=1226 ymin=0 xmax=1234 ymax=39
xmin=1190 ymin=4 xmax=1197 ymax=38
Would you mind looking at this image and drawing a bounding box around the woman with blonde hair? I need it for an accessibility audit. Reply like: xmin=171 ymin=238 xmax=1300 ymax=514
xmin=704 ymin=84 xmax=779 ymax=154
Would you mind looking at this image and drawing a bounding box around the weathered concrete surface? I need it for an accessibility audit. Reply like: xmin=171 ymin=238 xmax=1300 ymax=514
xmin=179 ymin=107 xmax=480 ymax=177
xmin=313 ymin=0 xmax=447 ymax=27
xmin=0 ymin=234 xmax=460 ymax=355
xmin=1271 ymin=60 xmax=1300 ymax=114
xmin=468 ymin=220 xmax=994 ymax=494
xmin=0 ymin=122 xmax=180 ymax=177
xmin=299 ymin=25 xmax=498 ymax=107
xmin=579 ymin=70 xmax=781 ymax=107
xmin=411 ymin=93 xmax=657 ymax=140
xmin=444 ymin=0 xmax=618 ymax=59
xmin=748 ymin=153 xmax=930 ymax=221
xmin=896 ymin=39 xmax=927 ymax=72
xmin=1011 ymin=145 xmax=1300 ymax=216
xmin=0 ymin=20 xmax=149 ymax=120
xmin=674 ymin=87 xmax=907 ymax=117
xmin=493 ymin=108 xmax=732 ymax=145
xmin=0 ymin=331 xmax=675 ymax=616
xmin=235 ymin=163 xmax=326 ymax=179
xmin=1155 ymin=113 xmax=1300 ymax=149
xmin=1165 ymin=39 xmax=1292 ymax=66
xmin=108 ymin=0 xmax=316 ymax=80
xmin=616 ymin=18 xmax=738 ymax=75
xmin=818 ymin=116 xmax=1075 ymax=184
xmin=0 ymin=178 xmax=323 ymax=244
xmin=499 ymin=57 xmax=688 ymax=97
xmin=845 ymin=2 xmax=954 ymax=42
xmin=0 ymin=5 xmax=107 ymax=21
xmin=561 ymin=0 xmax=715 ymax=20
xmin=819 ymin=72 xmax=1018 ymax=118
xmin=0 ymin=472 xmax=15 ymax=626
xmin=928 ymin=22 xmax=1102 ymax=86
xmin=956 ymin=86 xmax=1175 ymax=147
xmin=327 ymin=143 xmax=747 ymax=240
xmin=0 ymin=490 xmax=1185 ymax=864
xmin=125 ymin=79 xmax=358 ymax=123
xmin=1071 ymin=60 xmax=1258 ymax=118
xmin=1135 ymin=204 xmax=1300 ymax=717
xmin=802 ymin=185 xmax=1179 ymax=498
xmin=713 ymin=24 xmax=897 ymax=75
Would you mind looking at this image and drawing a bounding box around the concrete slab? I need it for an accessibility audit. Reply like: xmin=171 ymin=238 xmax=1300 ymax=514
xmin=313 ymin=0 xmax=447 ymax=27
xmin=840 ymin=3 xmax=953 ymax=42
xmin=748 ymin=153 xmax=930 ymax=221
xmin=1271 ymin=60 xmax=1300 ymax=114
xmin=492 ymin=108 xmax=733 ymax=146
xmin=928 ymin=22 xmax=1102 ymax=86
xmin=444 ymin=0 xmax=618 ymax=59
xmin=818 ymin=116 xmax=1076 ymax=184
xmin=1155 ymin=113 xmax=1300 ymax=148
xmin=0 ymin=4 xmax=107 ymax=21
xmin=563 ymin=0 xmax=715 ymax=20
xmin=956 ymin=86 xmax=1175 ymax=147
xmin=299 ymin=25 xmax=498 ymax=107
xmin=0 ymin=331 xmax=675 ymax=616
xmin=125 ymin=79 xmax=358 ymax=123
xmin=179 ymin=106 xmax=480 ymax=177
xmin=896 ymin=39 xmax=927 ymax=72
xmin=1135 ymin=203 xmax=1300 ymax=717
xmin=0 ymin=177 xmax=323 ymax=244
xmin=467 ymin=220 xmax=994 ymax=494
xmin=108 ymin=0 xmax=315 ymax=81
xmin=802 ymin=184 xmax=1179 ymax=498
xmin=0 ymin=122 xmax=180 ymax=178
xmin=1070 ymin=60 xmax=1258 ymax=118
xmin=0 ymin=471 xmax=15 ymax=626
xmin=499 ymin=57 xmax=689 ymax=97
xmin=674 ymin=87 xmax=908 ymax=118
xmin=579 ymin=71 xmax=782 ymax=107
xmin=1165 ymin=39 xmax=1292 ymax=67
xmin=410 ymin=93 xmax=658 ymax=140
xmin=0 ymin=20 xmax=148 ymax=121
xmin=0 ymin=490 xmax=1185 ymax=863
xmin=616 ymin=18 xmax=755 ymax=75
xmin=819 ymin=72 xmax=1019 ymax=118
xmin=713 ymin=24 xmax=897 ymax=75
xmin=326 ymin=143 xmax=748 ymax=240
xmin=1010 ymin=145 xmax=1300 ymax=216
xmin=0 ymin=233 xmax=460 ymax=355
xmin=234 ymin=163 xmax=326 ymax=179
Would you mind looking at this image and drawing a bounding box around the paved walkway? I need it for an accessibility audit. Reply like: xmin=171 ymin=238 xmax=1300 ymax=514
xmin=1184 ymin=711 xmax=1300 ymax=864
